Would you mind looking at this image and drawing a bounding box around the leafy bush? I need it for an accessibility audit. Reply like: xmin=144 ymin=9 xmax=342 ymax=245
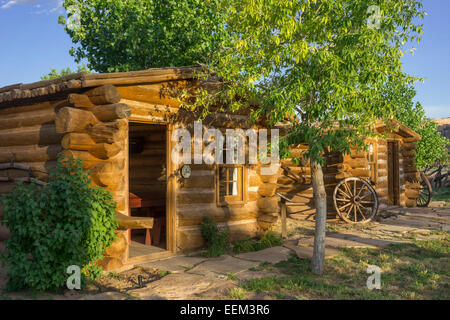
xmin=200 ymin=217 xmax=229 ymax=257
xmin=0 ymin=155 xmax=118 ymax=291
xmin=233 ymin=232 xmax=284 ymax=254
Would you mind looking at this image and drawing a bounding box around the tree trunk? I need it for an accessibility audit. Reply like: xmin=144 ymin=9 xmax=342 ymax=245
xmin=311 ymin=160 xmax=327 ymax=275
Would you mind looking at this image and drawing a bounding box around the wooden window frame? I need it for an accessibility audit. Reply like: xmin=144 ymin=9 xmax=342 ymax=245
xmin=365 ymin=139 xmax=378 ymax=184
xmin=216 ymin=164 xmax=248 ymax=206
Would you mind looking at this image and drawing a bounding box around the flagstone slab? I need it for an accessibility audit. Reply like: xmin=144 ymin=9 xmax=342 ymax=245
xmin=128 ymin=273 xmax=234 ymax=300
xmin=78 ymin=292 xmax=129 ymax=300
xmin=234 ymin=246 xmax=293 ymax=264
xmin=187 ymin=255 xmax=260 ymax=276
xmin=284 ymin=244 xmax=340 ymax=259
xmin=139 ymin=255 xmax=207 ymax=273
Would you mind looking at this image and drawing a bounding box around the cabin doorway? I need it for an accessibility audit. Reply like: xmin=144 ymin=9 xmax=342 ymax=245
xmin=127 ymin=122 xmax=171 ymax=262
xmin=387 ymin=141 xmax=400 ymax=205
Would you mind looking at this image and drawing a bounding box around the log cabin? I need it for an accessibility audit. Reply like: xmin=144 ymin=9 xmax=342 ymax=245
xmin=280 ymin=119 xmax=423 ymax=222
xmin=0 ymin=66 xmax=422 ymax=270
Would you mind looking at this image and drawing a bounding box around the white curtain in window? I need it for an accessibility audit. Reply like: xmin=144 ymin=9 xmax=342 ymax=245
xmin=232 ymin=168 xmax=238 ymax=195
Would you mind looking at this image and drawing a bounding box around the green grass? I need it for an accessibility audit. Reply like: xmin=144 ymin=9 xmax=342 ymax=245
xmin=229 ymin=287 xmax=246 ymax=300
xmin=432 ymin=187 xmax=450 ymax=204
xmin=239 ymin=235 xmax=450 ymax=300
xmin=233 ymin=232 xmax=284 ymax=254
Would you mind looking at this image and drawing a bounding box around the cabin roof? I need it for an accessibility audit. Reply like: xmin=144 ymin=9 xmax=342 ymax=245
xmin=375 ymin=118 xmax=421 ymax=141
xmin=0 ymin=66 xmax=202 ymax=106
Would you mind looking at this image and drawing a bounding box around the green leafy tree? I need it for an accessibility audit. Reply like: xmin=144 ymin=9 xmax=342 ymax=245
xmin=384 ymin=82 xmax=449 ymax=169
xmin=59 ymin=0 xmax=226 ymax=72
xmin=0 ymin=155 xmax=118 ymax=291
xmin=40 ymin=64 xmax=91 ymax=80
xmin=199 ymin=0 xmax=425 ymax=274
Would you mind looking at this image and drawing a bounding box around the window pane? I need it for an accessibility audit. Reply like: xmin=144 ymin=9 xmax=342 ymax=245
xmin=219 ymin=166 xmax=227 ymax=197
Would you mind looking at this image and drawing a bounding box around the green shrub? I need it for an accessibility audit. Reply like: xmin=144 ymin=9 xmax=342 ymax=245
xmin=233 ymin=232 xmax=284 ymax=254
xmin=0 ymin=155 xmax=118 ymax=291
xmin=200 ymin=217 xmax=229 ymax=257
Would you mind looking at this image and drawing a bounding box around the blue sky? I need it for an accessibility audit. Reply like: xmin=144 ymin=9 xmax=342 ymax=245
xmin=0 ymin=0 xmax=449 ymax=119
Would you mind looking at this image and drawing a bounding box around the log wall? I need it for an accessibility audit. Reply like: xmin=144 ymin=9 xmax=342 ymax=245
xmin=0 ymin=85 xmax=132 ymax=270
xmin=275 ymin=134 xmax=421 ymax=225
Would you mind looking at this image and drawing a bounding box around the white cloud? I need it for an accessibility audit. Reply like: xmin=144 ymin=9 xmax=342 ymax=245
xmin=1 ymin=0 xmax=38 ymax=9
xmin=1 ymin=0 xmax=63 ymax=14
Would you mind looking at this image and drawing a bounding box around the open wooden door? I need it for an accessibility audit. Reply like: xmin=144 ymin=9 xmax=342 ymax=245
xmin=387 ymin=141 xmax=400 ymax=205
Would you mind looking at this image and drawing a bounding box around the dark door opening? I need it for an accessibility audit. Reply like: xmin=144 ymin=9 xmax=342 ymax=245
xmin=387 ymin=141 xmax=400 ymax=206
xmin=128 ymin=123 xmax=167 ymax=258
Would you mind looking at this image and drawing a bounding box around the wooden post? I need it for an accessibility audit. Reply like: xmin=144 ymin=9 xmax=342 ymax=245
xmin=281 ymin=200 xmax=287 ymax=239
xmin=276 ymin=192 xmax=291 ymax=239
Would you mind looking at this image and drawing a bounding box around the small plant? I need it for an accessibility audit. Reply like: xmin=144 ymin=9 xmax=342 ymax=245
xmin=229 ymin=287 xmax=246 ymax=300
xmin=0 ymin=154 xmax=118 ymax=291
xmin=158 ymin=270 xmax=170 ymax=278
xmin=233 ymin=232 xmax=283 ymax=253
xmin=227 ymin=273 xmax=238 ymax=281
xmin=200 ymin=217 xmax=229 ymax=257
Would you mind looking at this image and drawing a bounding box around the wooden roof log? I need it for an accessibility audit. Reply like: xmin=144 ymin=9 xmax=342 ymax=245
xmin=0 ymin=66 xmax=202 ymax=106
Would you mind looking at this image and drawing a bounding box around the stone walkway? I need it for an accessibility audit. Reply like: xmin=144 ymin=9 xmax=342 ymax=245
xmin=76 ymin=205 xmax=449 ymax=300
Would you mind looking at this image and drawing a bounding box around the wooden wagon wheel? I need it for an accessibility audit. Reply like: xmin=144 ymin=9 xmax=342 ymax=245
xmin=333 ymin=177 xmax=379 ymax=224
xmin=417 ymin=171 xmax=432 ymax=207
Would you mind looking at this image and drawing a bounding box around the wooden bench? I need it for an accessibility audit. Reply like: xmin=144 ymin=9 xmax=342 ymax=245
xmin=126 ymin=193 xmax=165 ymax=246
xmin=117 ymin=212 xmax=154 ymax=245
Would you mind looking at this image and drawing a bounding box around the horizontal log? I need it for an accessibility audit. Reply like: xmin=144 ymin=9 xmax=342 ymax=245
xmin=177 ymin=203 xmax=259 ymax=227
xmin=85 ymin=84 xmax=121 ymax=105
xmin=129 ymin=166 xmax=165 ymax=180
xmin=0 ymin=124 xmax=63 ymax=147
xmin=401 ymin=150 xmax=416 ymax=157
xmin=402 ymin=172 xmax=421 ymax=181
xmin=62 ymin=133 xmax=96 ymax=150
xmin=63 ymin=149 xmax=125 ymax=169
xmin=257 ymin=196 xmax=280 ymax=213
xmin=258 ymin=183 xmax=277 ymax=197
xmin=116 ymin=85 xmax=181 ymax=108
xmin=0 ymin=144 xmax=61 ymax=163
xmin=86 ymin=119 xmax=127 ymax=144
xmin=401 ymin=142 xmax=417 ymax=150
xmin=405 ymin=188 xmax=420 ymax=199
xmin=68 ymin=93 xmax=95 ymax=108
xmin=345 ymin=158 xmax=368 ymax=168
xmin=405 ymin=199 xmax=417 ymax=207
xmin=336 ymin=163 xmax=352 ymax=172
xmin=350 ymin=168 xmax=370 ymax=177
xmin=336 ymin=172 xmax=352 ymax=179
xmin=55 ymin=107 xmax=99 ymax=133
xmin=91 ymin=103 xmax=131 ymax=121
xmin=176 ymin=190 xmax=215 ymax=205
xmin=62 ymin=134 xmax=122 ymax=160
xmin=0 ymin=106 xmax=58 ymax=130
xmin=182 ymin=174 xmax=215 ymax=189
xmin=129 ymin=155 xmax=166 ymax=167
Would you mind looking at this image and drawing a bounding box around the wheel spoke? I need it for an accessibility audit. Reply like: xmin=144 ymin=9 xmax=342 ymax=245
xmin=336 ymin=198 xmax=350 ymax=202
xmin=360 ymin=192 xmax=373 ymax=200
xmin=344 ymin=181 xmax=353 ymax=197
xmin=356 ymin=203 xmax=368 ymax=220
xmin=356 ymin=184 xmax=367 ymax=197
xmin=337 ymin=188 xmax=351 ymax=199
xmin=338 ymin=202 xmax=352 ymax=211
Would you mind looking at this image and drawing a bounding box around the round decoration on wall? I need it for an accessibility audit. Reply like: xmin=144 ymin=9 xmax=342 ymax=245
xmin=181 ymin=164 xmax=192 ymax=179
